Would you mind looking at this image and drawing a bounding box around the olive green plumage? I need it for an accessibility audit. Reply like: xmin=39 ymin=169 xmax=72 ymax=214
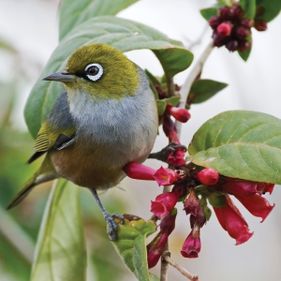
xmin=8 ymin=43 xmax=158 ymax=211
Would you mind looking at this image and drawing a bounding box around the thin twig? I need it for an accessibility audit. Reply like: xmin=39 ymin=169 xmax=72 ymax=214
xmin=184 ymin=24 xmax=210 ymax=51
xmin=176 ymin=41 xmax=214 ymax=135
xmin=165 ymin=254 xmax=199 ymax=281
xmin=0 ymin=206 xmax=34 ymax=263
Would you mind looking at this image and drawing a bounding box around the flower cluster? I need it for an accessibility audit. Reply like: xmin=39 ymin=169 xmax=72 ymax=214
xmin=209 ymin=4 xmax=267 ymax=52
xmin=125 ymin=162 xmax=275 ymax=266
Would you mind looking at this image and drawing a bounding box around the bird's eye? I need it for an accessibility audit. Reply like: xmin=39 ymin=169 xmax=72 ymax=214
xmin=84 ymin=63 xmax=103 ymax=82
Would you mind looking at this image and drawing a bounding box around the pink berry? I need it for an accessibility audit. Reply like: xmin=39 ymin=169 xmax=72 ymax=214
xmin=196 ymin=168 xmax=219 ymax=186
xmin=217 ymin=22 xmax=233 ymax=37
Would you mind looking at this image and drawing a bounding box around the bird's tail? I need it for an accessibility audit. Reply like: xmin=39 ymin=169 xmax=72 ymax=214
xmin=7 ymin=173 xmax=56 ymax=210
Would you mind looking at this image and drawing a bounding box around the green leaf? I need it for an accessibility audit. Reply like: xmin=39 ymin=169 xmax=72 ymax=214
xmin=31 ymin=181 xmax=86 ymax=281
xmin=200 ymin=8 xmax=218 ymax=20
xmin=188 ymin=79 xmax=228 ymax=104
xmin=238 ymin=46 xmax=252 ymax=61
xmin=157 ymin=96 xmax=180 ymax=116
xmin=256 ymin=0 xmax=281 ymax=22
xmin=25 ymin=16 xmax=193 ymax=137
xmin=113 ymin=218 xmax=156 ymax=281
xmin=188 ymin=110 xmax=281 ymax=184
xmin=59 ymin=0 xmax=139 ymax=40
xmin=240 ymin=0 xmax=257 ymax=19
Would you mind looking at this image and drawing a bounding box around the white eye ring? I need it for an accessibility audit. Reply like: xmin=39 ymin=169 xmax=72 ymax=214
xmin=84 ymin=63 xmax=103 ymax=82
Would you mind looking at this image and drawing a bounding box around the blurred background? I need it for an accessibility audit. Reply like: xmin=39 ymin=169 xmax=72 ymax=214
xmin=0 ymin=0 xmax=281 ymax=280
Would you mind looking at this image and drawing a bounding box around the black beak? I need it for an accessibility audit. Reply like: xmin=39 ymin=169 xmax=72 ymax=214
xmin=43 ymin=72 xmax=75 ymax=83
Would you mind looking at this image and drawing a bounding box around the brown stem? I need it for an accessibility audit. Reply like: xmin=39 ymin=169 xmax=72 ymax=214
xmin=167 ymin=77 xmax=175 ymax=97
xmin=165 ymin=254 xmax=199 ymax=281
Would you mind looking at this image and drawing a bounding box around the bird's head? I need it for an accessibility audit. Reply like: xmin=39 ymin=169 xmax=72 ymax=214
xmin=44 ymin=44 xmax=139 ymax=100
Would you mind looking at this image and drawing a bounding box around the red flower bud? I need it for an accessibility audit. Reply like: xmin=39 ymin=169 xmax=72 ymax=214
xmin=184 ymin=190 xmax=200 ymax=216
xmin=153 ymin=166 xmax=180 ymax=186
xmin=147 ymin=232 xmax=169 ymax=268
xmin=151 ymin=192 xmax=178 ymax=219
xmin=160 ymin=210 xmax=177 ymax=235
xmin=213 ymin=195 xmax=253 ymax=245
xmin=167 ymin=147 xmax=186 ymax=167
xmin=163 ymin=115 xmax=180 ymax=144
xmin=181 ymin=225 xmax=201 ymax=258
xmin=166 ymin=105 xmax=191 ymax=123
xmin=217 ymin=22 xmax=233 ymax=37
xmin=235 ymin=193 xmax=275 ymax=222
xmin=196 ymin=168 xmax=219 ymax=186
xmin=235 ymin=26 xmax=251 ymax=39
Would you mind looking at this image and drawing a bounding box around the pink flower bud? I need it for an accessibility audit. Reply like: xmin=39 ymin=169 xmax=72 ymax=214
xmin=235 ymin=193 xmax=275 ymax=222
xmin=209 ymin=16 xmax=221 ymax=29
xmin=123 ymin=162 xmax=156 ymax=180
xmin=166 ymin=105 xmax=191 ymax=123
xmin=196 ymin=168 xmax=219 ymax=186
xmin=217 ymin=22 xmax=233 ymax=36
xmin=151 ymin=192 xmax=178 ymax=219
xmin=153 ymin=166 xmax=180 ymax=186
xmin=181 ymin=226 xmax=201 ymax=258
xmin=147 ymin=232 xmax=168 ymax=268
xmin=213 ymin=195 xmax=253 ymax=245
xmin=167 ymin=147 xmax=186 ymax=167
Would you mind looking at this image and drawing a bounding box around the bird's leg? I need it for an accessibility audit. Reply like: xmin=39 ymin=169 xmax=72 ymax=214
xmin=148 ymin=143 xmax=186 ymax=162
xmin=91 ymin=189 xmax=119 ymax=241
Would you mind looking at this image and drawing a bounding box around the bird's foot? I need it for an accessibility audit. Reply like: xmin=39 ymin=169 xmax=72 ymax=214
xmin=105 ymin=214 xmax=124 ymax=241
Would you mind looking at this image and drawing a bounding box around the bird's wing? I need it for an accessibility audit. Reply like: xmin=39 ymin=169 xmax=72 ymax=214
xmin=28 ymin=92 xmax=76 ymax=163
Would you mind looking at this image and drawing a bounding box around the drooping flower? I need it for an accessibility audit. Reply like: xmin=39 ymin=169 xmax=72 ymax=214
xmin=234 ymin=193 xmax=275 ymax=222
xmin=147 ymin=232 xmax=169 ymax=268
xmin=166 ymin=105 xmax=191 ymax=123
xmin=213 ymin=195 xmax=253 ymax=245
xmin=181 ymin=225 xmax=201 ymax=258
xmin=196 ymin=168 xmax=219 ymax=186
xmin=222 ymin=178 xmax=275 ymax=196
xmin=147 ymin=211 xmax=177 ymax=268
xmin=151 ymin=192 xmax=178 ymax=219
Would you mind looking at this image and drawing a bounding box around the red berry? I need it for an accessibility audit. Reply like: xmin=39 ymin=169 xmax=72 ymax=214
xmin=254 ymin=20 xmax=268 ymax=31
xmin=241 ymin=19 xmax=254 ymax=28
xmin=231 ymin=5 xmax=243 ymax=19
xmin=209 ymin=16 xmax=220 ymax=29
xmin=212 ymin=33 xmax=226 ymax=47
xmin=219 ymin=7 xmax=232 ymax=19
xmin=226 ymin=40 xmax=239 ymax=51
xmin=217 ymin=22 xmax=233 ymax=37
xmin=238 ymin=40 xmax=251 ymax=51
xmin=235 ymin=26 xmax=251 ymax=39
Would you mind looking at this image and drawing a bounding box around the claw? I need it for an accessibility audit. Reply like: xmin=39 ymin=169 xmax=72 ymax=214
xmin=149 ymin=143 xmax=187 ymax=162
xmin=105 ymin=214 xmax=119 ymax=241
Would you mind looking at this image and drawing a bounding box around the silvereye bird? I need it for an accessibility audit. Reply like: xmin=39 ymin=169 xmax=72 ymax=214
xmin=8 ymin=43 xmax=158 ymax=240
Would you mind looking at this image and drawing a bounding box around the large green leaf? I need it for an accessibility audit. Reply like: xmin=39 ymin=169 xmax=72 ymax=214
xmin=113 ymin=217 xmax=156 ymax=281
xmin=25 ymin=16 xmax=193 ymax=137
xmin=256 ymin=0 xmax=281 ymax=22
xmin=240 ymin=0 xmax=256 ymax=19
xmin=188 ymin=110 xmax=281 ymax=184
xmin=59 ymin=0 xmax=139 ymax=39
xmin=31 ymin=181 xmax=86 ymax=281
